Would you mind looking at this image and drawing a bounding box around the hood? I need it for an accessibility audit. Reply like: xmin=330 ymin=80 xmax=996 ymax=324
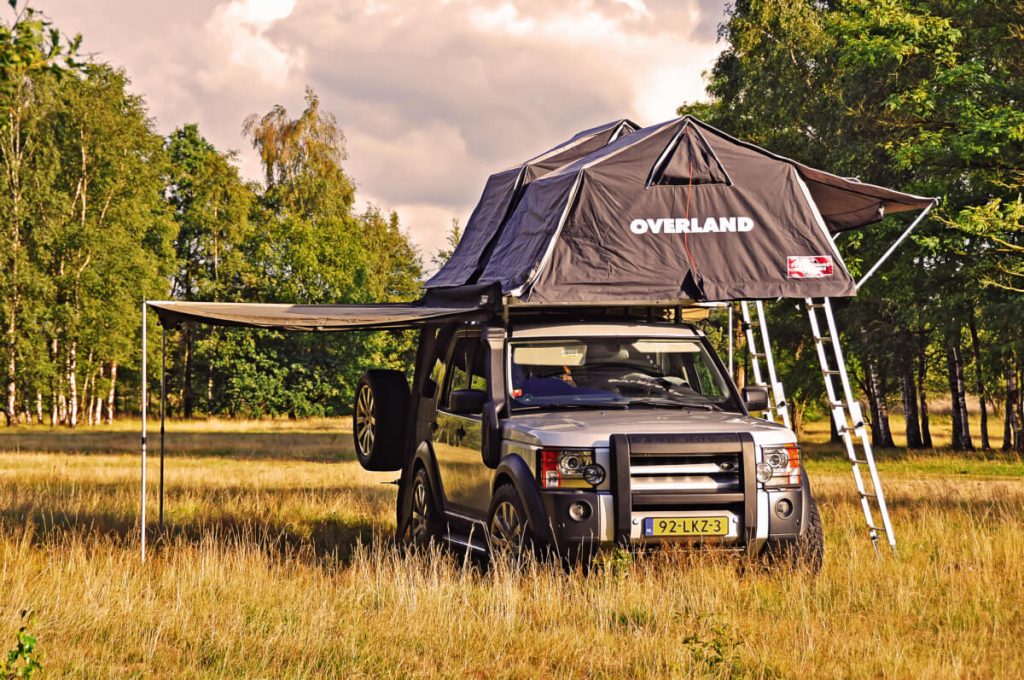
xmin=501 ymin=408 xmax=795 ymax=449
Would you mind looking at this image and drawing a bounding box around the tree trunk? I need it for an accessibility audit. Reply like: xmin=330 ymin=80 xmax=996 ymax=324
xmin=67 ymin=341 xmax=78 ymax=428
xmin=946 ymin=343 xmax=974 ymax=451
xmin=35 ymin=391 xmax=42 ymax=425
xmin=900 ymin=367 xmax=924 ymax=448
xmin=183 ymin=324 xmax=194 ymax=418
xmin=918 ymin=342 xmax=933 ymax=448
xmin=864 ymin=357 xmax=895 ymax=448
xmin=967 ymin=314 xmax=989 ymax=449
xmin=1007 ymin=360 xmax=1023 ymax=453
xmin=105 ymin=361 xmax=117 ymax=424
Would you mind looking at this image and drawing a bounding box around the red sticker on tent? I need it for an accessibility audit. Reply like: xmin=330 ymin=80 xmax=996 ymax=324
xmin=787 ymin=256 xmax=833 ymax=278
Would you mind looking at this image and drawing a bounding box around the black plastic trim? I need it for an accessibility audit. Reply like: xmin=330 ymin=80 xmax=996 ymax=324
xmin=610 ymin=434 xmax=632 ymax=545
xmin=494 ymin=454 xmax=555 ymax=545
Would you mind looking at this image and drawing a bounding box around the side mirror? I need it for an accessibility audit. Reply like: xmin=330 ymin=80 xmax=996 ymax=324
xmin=742 ymin=385 xmax=769 ymax=412
xmin=449 ymin=388 xmax=487 ymax=415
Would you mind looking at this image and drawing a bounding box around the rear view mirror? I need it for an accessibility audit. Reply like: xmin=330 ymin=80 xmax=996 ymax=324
xmin=742 ymin=386 xmax=769 ymax=412
xmin=449 ymin=388 xmax=486 ymax=415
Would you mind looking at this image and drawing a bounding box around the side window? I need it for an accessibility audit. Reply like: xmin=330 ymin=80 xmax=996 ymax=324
xmin=442 ymin=335 xmax=487 ymax=410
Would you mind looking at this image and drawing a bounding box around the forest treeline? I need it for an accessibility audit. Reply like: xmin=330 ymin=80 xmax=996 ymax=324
xmin=0 ymin=4 xmax=420 ymax=426
xmin=681 ymin=0 xmax=1024 ymax=452
xmin=2 ymin=2 xmax=1024 ymax=452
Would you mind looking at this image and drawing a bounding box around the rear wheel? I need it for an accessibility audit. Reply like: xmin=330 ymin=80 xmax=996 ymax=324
xmin=404 ymin=467 xmax=441 ymax=548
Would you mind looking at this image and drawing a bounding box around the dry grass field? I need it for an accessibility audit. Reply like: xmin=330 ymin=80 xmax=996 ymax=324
xmin=0 ymin=415 xmax=1021 ymax=678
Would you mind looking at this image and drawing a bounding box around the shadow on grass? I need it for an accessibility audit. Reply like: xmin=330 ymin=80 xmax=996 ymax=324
xmin=0 ymin=430 xmax=357 ymax=462
xmin=0 ymin=481 xmax=398 ymax=564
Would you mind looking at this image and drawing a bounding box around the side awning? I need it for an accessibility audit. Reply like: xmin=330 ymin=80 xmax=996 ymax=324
xmin=148 ymin=284 xmax=500 ymax=331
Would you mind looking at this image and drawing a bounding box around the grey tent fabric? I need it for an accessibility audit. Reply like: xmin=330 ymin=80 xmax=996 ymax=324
xmin=425 ymin=118 xmax=638 ymax=288
xmin=475 ymin=116 xmax=937 ymax=303
xmin=148 ymin=301 xmax=486 ymax=331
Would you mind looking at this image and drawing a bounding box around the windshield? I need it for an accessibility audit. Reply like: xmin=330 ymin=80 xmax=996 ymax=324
xmin=508 ymin=336 xmax=740 ymax=412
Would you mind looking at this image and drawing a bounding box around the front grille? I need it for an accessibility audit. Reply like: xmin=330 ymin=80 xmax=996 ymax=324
xmin=629 ymin=453 xmax=741 ymax=493
xmin=609 ymin=433 xmax=757 ymax=544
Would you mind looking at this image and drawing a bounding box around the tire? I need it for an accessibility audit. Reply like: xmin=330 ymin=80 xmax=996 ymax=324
xmin=796 ymin=495 xmax=825 ymax=572
xmin=487 ymin=484 xmax=544 ymax=564
xmin=403 ymin=467 xmax=441 ymax=548
xmin=768 ymin=495 xmax=824 ymax=573
xmin=352 ymin=370 xmax=409 ymax=471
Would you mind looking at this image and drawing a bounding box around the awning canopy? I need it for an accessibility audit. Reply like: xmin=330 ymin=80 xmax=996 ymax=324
xmin=148 ymin=284 xmax=499 ymax=331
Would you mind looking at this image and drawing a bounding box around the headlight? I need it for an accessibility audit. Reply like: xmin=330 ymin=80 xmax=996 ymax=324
xmin=761 ymin=444 xmax=801 ymax=487
xmin=538 ymin=448 xmax=601 ymax=488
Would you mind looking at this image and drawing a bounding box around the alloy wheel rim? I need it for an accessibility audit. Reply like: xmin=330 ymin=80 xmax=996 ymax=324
xmin=355 ymin=385 xmax=375 ymax=454
xmin=411 ymin=480 xmax=429 ymax=540
xmin=490 ymin=501 xmax=524 ymax=555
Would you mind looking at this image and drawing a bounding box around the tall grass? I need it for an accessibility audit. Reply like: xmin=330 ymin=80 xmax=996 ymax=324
xmin=0 ymin=428 xmax=1021 ymax=677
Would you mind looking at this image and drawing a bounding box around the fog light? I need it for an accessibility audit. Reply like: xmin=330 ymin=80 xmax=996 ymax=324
xmin=568 ymin=501 xmax=591 ymax=522
xmin=583 ymin=464 xmax=606 ymax=486
xmin=756 ymin=462 xmax=773 ymax=483
xmin=775 ymin=498 xmax=794 ymax=519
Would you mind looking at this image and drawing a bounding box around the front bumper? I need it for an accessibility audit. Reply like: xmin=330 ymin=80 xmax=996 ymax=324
xmin=540 ymin=433 xmax=806 ymax=555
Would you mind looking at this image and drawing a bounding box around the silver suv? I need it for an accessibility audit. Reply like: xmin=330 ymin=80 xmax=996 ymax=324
xmin=353 ymin=318 xmax=823 ymax=569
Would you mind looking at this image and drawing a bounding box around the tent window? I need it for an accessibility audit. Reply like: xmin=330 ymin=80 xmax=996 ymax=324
xmin=649 ymin=125 xmax=731 ymax=187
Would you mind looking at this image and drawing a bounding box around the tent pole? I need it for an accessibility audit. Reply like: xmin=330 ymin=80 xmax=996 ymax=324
xmin=140 ymin=302 xmax=147 ymax=562
xmin=855 ymin=203 xmax=935 ymax=290
xmin=159 ymin=326 xmax=166 ymax=530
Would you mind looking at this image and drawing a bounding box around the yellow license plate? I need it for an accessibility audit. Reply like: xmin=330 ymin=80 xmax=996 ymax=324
xmin=644 ymin=516 xmax=729 ymax=537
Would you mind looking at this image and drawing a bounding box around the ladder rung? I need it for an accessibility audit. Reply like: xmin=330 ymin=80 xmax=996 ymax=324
xmin=814 ymin=335 xmax=833 ymax=343
xmin=859 ymin=492 xmax=877 ymax=499
xmin=823 ymin=369 xmax=842 ymax=376
xmin=806 ymin=302 xmax=826 ymax=309
xmin=868 ymin=525 xmax=889 ymax=534
xmin=851 ymin=458 xmax=871 ymax=465
xmin=750 ymin=351 xmax=765 ymax=358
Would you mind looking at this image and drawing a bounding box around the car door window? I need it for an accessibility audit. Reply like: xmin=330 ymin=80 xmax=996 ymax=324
xmin=442 ymin=335 xmax=486 ymax=413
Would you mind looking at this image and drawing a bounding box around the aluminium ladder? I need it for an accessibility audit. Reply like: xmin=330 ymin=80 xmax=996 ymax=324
xmin=805 ymin=297 xmax=897 ymax=554
xmin=739 ymin=301 xmax=792 ymax=430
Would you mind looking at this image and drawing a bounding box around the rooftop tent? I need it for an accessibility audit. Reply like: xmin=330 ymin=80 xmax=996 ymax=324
xmin=475 ymin=116 xmax=938 ymax=304
xmin=425 ymin=118 xmax=639 ymax=289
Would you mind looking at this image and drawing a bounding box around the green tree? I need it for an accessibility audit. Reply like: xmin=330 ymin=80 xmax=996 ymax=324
xmin=684 ymin=0 xmax=1024 ymax=450
xmin=0 ymin=0 xmax=80 ymax=425
xmin=166 ymin=123 xmax=254 ymax=417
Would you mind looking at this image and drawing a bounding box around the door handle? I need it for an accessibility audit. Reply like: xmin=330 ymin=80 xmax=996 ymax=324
xmin=431 ymin=421 xmax=439 ymax=432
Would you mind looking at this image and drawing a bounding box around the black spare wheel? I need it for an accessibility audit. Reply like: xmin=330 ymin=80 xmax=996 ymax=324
xmin=353 ymin=370 xmax=409 ymax=471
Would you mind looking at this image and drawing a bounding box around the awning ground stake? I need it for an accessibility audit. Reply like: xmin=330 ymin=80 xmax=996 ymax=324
xmin=160 ymin=326 xmax=166 ymax=530
xmin=140 ymin=302 xmax=147 ymax=562
xmin=806 ymin=297 xmax=897 ymax=554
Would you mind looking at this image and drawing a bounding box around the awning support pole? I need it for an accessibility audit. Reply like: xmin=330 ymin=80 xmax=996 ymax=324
xmin=140 ymin=302 xmax=147 ymax=562
xmin=159 ymin=326 xmax=166 ymax=530
xmin=855 ymin=203 xmax=935 ymax=290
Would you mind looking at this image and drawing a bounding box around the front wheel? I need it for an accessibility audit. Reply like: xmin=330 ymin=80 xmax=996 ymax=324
xmin=487 ymin=484 xmax=544 ymax=565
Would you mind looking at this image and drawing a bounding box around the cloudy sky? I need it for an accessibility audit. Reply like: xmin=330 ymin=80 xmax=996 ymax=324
xmin=40 ymin=0 xmax=728 ymax=258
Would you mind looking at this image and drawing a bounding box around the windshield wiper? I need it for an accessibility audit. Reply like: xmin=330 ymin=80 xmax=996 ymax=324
xmin=513 ymin=402 xmax=629 ymax=412
xmin=626 ymin=398 xmax=718 ymax=411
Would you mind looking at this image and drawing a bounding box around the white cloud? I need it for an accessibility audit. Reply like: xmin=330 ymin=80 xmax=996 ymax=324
xmin=198 ymin=0 xmax=305 ymax=90
xmin=40 ymin=0 xmax=728 ymax=257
